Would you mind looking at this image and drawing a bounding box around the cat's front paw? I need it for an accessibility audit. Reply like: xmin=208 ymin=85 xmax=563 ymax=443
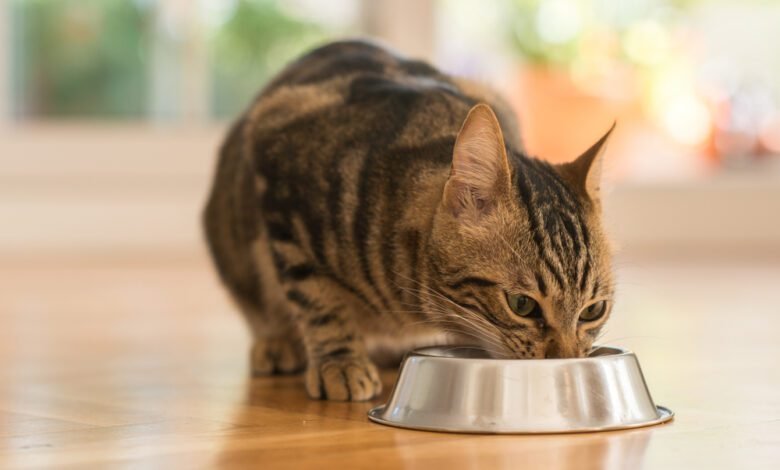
xmin=251 ymin=336 xmax=307 ymax=375
xmin=305 ymin=355 xmax=382 ymax=401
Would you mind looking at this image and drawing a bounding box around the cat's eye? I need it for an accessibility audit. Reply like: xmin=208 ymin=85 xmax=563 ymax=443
xmin=506 ymin=294 xmax=541 ymax=318
xmin=580 ymin=300 xmax=608 ymax=322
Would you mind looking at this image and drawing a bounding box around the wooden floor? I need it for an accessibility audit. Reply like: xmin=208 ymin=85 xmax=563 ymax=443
xmin=1 ymin=253 xmax=779 ymax=469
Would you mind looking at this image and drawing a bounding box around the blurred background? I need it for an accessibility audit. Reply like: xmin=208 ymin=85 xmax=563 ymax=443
xmin=2 ymin=0 xmax=779 ymax=263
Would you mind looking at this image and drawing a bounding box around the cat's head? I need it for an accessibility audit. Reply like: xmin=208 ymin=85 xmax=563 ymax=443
xmin=428 ymin=104 xmax=614 ymax=359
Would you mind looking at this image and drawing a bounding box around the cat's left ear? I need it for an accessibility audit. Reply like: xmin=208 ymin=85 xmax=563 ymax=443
xmin=558 ymin=122 xmax=615 ymax=204
xmin=443 ymin=104 xmax=511 ymax=219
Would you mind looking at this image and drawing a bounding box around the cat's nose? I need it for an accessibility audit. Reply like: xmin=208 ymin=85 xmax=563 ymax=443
xmin=544 ymin=339 xmax=580 ymax=358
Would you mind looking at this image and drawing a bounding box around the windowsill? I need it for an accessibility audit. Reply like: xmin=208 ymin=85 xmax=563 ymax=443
xmin=1 ymin=123 xmax=779 ymax=259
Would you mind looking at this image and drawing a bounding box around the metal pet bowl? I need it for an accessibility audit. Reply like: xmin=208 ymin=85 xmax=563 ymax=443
xmin=368 ymin=346 xmax=673 ymax=434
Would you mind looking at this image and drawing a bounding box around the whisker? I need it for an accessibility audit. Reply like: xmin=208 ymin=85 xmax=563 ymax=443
xmin=390 ymin=268 xmax=513 ymax=357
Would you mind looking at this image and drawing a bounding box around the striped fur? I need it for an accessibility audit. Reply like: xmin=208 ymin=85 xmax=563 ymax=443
xmin=203 ymin=40 xmax=614 ymax=401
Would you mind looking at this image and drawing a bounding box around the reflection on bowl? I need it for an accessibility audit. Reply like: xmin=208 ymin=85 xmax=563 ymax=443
xmin=368 ymin=345 xmax=673 ymax=434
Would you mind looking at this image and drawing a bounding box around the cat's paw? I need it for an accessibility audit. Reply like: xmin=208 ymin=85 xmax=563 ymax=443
xmin=305 ymin=355 xmax=382 ymax=401
xmin=251 ymin=336 xmax=307 ymax=375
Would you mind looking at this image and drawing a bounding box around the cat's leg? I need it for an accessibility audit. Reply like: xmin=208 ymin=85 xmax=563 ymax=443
xmin=280 ymin=279 xmax=382 ymax=401
xmin=243 ymin=236 xmax=307 ymax=376
xmin=244 ymin=301 xmax=307 ymax=375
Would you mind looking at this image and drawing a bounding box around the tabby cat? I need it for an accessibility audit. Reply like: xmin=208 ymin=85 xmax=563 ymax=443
xmin=204 ymin=40 xmax=615 ymax=401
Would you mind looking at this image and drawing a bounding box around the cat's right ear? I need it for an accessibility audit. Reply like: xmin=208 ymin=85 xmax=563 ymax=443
xmin=443 ymin=104 xmax=511 ymax=220
xmin=558 ymin=122 xmax=615 ymax=204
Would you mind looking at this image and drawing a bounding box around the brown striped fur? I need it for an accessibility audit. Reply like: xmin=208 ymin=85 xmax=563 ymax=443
xmin=203 ymin=40 xmax=615 ymax=401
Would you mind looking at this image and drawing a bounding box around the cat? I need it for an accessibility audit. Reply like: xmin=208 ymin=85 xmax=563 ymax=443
xmin=203 ymin=39 xmax=614 ymax=401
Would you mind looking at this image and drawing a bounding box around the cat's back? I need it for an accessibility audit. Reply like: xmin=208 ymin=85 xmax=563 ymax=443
xmin=245 ymin=40 xmax=522 ymax=168
xmin=263 ymin=39 xmax=449 ymax=96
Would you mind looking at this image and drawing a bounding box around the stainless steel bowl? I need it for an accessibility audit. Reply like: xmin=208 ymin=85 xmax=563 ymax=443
xmin=368 ymin=346 xmax=673 ymax=434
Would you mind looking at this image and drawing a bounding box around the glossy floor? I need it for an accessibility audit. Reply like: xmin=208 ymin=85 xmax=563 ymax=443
xmin=1 ymin=254 xmax=778 ymax=469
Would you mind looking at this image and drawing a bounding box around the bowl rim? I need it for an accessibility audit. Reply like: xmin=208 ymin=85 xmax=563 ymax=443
xmin=368 ymin=405 xmax=674 ymax=434
xmin=408 ymin=345 xmax=631 ymax=362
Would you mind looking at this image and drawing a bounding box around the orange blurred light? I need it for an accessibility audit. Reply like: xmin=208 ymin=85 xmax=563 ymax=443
xmin=760 ymin=113 xmax=780 ymax=153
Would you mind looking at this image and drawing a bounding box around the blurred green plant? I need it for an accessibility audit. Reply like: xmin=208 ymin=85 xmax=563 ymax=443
xmin=12 ymin=0 xmax=152 ymax=118
xmin=508 ymin=0 xmax=579 ymax=66
xmin=208 ymin=0 xmax=330 ymax=118
xmin=505 ymin=0 xmax=695 ymax=68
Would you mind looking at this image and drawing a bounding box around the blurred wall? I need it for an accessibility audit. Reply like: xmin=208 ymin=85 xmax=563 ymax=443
xmin=2 ymin=123 xmax=779 ymax=263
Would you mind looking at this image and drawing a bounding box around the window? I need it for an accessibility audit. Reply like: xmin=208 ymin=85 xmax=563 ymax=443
xmin=4 ymin=0 xmax=779 ymax=179
xmin=9 ymin=0 xmax=358 ymax=120
xmin=11 ymin=0 xmax=152 ymax=118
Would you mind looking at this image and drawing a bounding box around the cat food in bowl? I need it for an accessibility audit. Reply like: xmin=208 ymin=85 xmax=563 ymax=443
xmin=368 ymin=346 xmax=672 ymax=434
